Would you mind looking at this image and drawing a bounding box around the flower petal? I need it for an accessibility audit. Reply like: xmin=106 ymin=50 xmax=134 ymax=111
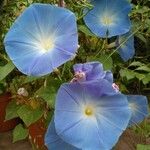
xmin=4 ymin=3 xmax=78 ymax=76
xmin=55 ymin=81 xmax=131 ymax=149
xmin=84 ymin=0 xmax=132 ymax=37
xmin=45 ymin=118 xmax=79 ymax=150
xmin=117 ymin=32 xmax=135 ymax=61
xmin=73 ymin=61 xmax=113 ymax=82
xmin=127 ymin=95 xmax=149 ymax=126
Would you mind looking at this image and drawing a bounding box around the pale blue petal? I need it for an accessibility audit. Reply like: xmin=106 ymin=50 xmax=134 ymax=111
xmin=104 ymin=71 xmax=113 ymax=83
xmin=73 ymin=61 xmax=105 ymax=81
xmin=55 ymin=81 xmax=131 ymax=149
xmin=127 ymin=95 xmax=149 ymax=126
xmin=117 ymin=31 xmax=135 ymax=61
xmin=108 ymin=15 xmax=131 ymax=37
xmin=4 ymin=3 xmax=78 ymax=76
xmin=45 ymin=118 xmax=79 ymax=150
xmin=83 ymin=12 xmax=108 ymax=37
xmin=84 ymin=0 xmax=132 ymax=37
xmin=73 ymin=62 xmax=113 ymax=83
xmin=32 ymin=4 xmax=78 ymax=54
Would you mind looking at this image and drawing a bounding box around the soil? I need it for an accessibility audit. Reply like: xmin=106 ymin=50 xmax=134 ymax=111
xmin=0 ymin=128 xmax=149 ymax=150
xmin=115 ymin=129 xmax=150 ymax=150
xmin=0 ymin=131 xmax=32 ymax=150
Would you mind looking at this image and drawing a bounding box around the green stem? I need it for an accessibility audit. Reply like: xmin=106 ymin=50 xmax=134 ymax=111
xmin=107 ymin=42 xmax=116 ymax=49
xmin=57 ymin=74 xmax=62 ymax=81
xmin=61 ymin=63 xmax=66 ymax=77
xmin=58 ymin=0 xmax=64 ymax=7
xmin=94 ymin=39 xmax=106 ymax=58
xmin=0 ymin=53 xmax=9 ymax=62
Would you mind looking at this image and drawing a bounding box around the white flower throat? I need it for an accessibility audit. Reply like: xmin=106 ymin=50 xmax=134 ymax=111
xmin=40 ymin=38 xmax=54 ymax=53
xmin=101 ymin=13 xmax=114 ymax=26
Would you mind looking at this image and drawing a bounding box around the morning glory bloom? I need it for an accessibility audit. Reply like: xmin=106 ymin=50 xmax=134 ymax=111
xmin=83 ymin=0 xmax=132 ymax=38
xmin=4 ymin=3 xmax=78 ymax=76
xmin=45 ymin=118 xmax=79 ymax=150
xmin=116 ymin=32 xmax=135 ymax=61
xmin=127 ymin=95 xmax=149 ymax=126
xmin=54 ymin=80 xmax=131 ymax=150
xmin=72 ymin=61 xmax=113 ymax=83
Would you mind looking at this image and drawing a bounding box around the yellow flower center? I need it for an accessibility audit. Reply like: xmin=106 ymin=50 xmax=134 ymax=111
xmin=101 ymin=15 xmax=113 ymax=26
xmin=85 ymin=107 xmax=93 ymax=116
xmin=40 ymin=39 xmax=54 ymax=52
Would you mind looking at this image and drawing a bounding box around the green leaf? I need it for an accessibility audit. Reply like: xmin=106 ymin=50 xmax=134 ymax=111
xmin=23 ymin=76 xmax=40 ymax=84
xmin=135 ymin=66 xmax=150 ymax=72
xmin=78 ymin=25 xmax=96 ymax=37
xmin=120 ymin=69 xmax=136 ymax=80
xmin=98 ymin=55 xmax=113 ymax=70
xmin=36 ymin=78 xmax=61 ymax=108
xmin=0 ymin=61 xmax=15 ymax=81
xmin=88 ymin=54 xmax=113 ymax=70
xmin=17 ymin=105 xmax=44 ymax=126
xmin=13 ymin=124 xmax=28 ymax=143
xmin=136 ymin=33 xmax=147 ymax=44
xmin=5 ymin=101 xmax=21 ymax=120
xmin=142 ymin=73 xmax=150 ymax=85
xmin=137 ymin=144 xmax=150 ymax=150
xmin=36 ymin=86 xmax=56 ymax=108
xmin=135 ymin=72 xmax=145 ymax=80
xmin=129 ymin=61 xmax=144 ymax=67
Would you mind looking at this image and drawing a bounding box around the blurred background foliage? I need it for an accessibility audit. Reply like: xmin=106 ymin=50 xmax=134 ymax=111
xmin=0 ymin=0 xmax=150 ymax=149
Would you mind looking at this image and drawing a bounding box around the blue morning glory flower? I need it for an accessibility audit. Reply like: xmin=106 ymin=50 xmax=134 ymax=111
xmin=72 ymin=61 xmax=113 ymax=83
xmin=54 ymin=80 xmax=131 ymax=150
xmin=45 ymin=118 xmax=79 ymax=150
xmin=4 ymin=3 xmax=78 ymax=76
xmin=116 ymin=32 xmax=135 ymax=61
xmin=127 ymin=95 xmax=149 ymax=126
xmin=83 ymin=0 xmax=132 ymax=38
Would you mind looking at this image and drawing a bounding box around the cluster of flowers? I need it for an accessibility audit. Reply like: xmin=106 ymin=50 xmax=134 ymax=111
xmin=4 ymin=0 xmax=149 ymax=150
xmin=45 ymin=61 xmax=148 ymax=150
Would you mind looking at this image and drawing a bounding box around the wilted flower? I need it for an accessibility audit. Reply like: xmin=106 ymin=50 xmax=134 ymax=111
xmin=72 ymin=61 xmax=113 ymax=83
xmin=112 ymin=83 xmax=120 ymax=93
xmin=84 ymin=0 xmax=132 ymax=37
xmin=4 ymin=3 xmax=78 ymax=76
xmin=54 ymin=80 xmax=131 ymax=150
xmin=45 ymin=118 xmax=79 ymax=150
xmin=127 ymin=95 xmax=149 ymax=126
xmin=17 ymin=87 xmax=28 ymax=97
xmin=116 ymin=32 xmax=135 ymax=61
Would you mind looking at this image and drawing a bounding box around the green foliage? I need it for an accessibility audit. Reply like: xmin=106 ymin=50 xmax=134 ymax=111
xmin=88 ymin=54 xmax=113 ymax=70
xmin=137 ymin=144 xmax=150 ymax=150
xmin=17 ymin=105 xmax=44 ymax=126
xmin=78 ymin=25 xmax=96 ymax=37
xmin=119 ymin=62 xmax=150 ymax=85
xmin=0 ymin=61 xmax=15 ymax=81
xmin=23 ymin=76 xmax=40 ymax=84
xmin=13 ymin=124 xmax=28 ymax=143
xmin=36 ymin=77 xmax=62 ymax=108
xmin=5 ymin=100 xmax=20 ymax=120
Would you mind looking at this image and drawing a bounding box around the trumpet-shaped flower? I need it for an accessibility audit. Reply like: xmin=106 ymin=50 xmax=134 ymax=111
xmin=54 ymin=80 xmax=131 ymax=150
xmin=72 ymin=61 xmax=113 ymax=83
xmin=116 ymin=32 xmax=135 ymax=61
xmin=127 ymin=95 xmax=149 ymax=126
xmin=4 ymin=3 xmax=78 ymax=76
xmin=83 ymin=0 xmax=132 ymax=38
xmin=45 ymin=118 xmax=79 ymax=150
